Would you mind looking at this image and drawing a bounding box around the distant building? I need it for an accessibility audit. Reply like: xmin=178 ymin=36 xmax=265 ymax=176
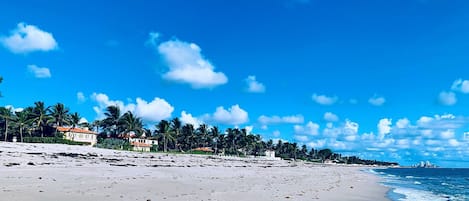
xmin=57 ymin=126 xmax=98 ymax=146
xmin=265 ymin=150 xmax=276 ymax=158
xmin=128 ymin=137 xmax=157 ymax=152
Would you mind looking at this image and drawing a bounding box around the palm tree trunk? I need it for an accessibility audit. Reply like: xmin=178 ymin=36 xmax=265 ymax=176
xmin=163 ymin=135 xmax=167 ymax=152
xmin=20 ymin=126 xmax=23 ymax=143
xmin=4 ymin=119 xmax=8 ymax=141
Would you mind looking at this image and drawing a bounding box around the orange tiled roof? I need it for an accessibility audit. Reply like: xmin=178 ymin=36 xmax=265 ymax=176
xmin=57 ymin=127 xmax=97 ymax=134
xmin=131 ymin=142 xmax=152 ymax=147
xmin=193 ymin=147 xmax=213 ymax=152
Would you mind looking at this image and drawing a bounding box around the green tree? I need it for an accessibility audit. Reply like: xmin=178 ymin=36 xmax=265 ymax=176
xmin=170 ymin=117 xmax=182 ymax=150
xmin=102 ymin=105 xmax=121 ymax=138
xmin=0 ymin=107 xmax=14 ymax=141
xmin=156 ymin=120 xmax=175 ymax=152
xmin=13 ymin=108 xmax=33 ymax=142
xmin=49 ymin=103 xmax=70 ymax=134
xmin=119 ymin=111 xmax=144 ymax=137
xmin=31 ymin=101 xmax=50 ymax=138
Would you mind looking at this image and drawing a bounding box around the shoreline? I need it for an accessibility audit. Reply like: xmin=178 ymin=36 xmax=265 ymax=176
xmin=0 ymin=142 xmax=390 ymax=201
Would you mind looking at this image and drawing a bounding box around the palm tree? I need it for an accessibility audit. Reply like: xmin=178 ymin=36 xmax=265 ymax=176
xmin=181 ymin=123 xmax=195 ymax=151
xmin=197 ymin=124 xmax=209 ymax=147
xmin=209 ymin=126 xmax=220 ymax=153
xmin=91 ymin=120 xmax=102 ymax=133
xmin=170 ymin=117 xmax=182 ymax=150
xmin=14 ymin=108 xmax=33 ymax=142
xmin=103 ymin=105 xmax=121 ymax=138
xmin=49 ymin=103 xmax=70 ymax=132
xmin=119 ymin=111 xmax=144 ymax=137
xmin=156 ymin=120 xmax=175 ymax=152
xmin=31 ymin=101 xmax=50 ymax=138
xmin=0 ymin=107 xmax=14 ymax=141
xmin=70 ymin=112 xmax=81 ymax=128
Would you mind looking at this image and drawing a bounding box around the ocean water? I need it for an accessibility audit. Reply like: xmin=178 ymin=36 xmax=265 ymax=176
xmin=372 ymin=168 xmax=469 ymax=201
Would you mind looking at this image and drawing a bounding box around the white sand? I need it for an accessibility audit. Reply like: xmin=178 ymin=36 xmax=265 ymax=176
xmin=0 ymin=142 xmax=389 ymax=201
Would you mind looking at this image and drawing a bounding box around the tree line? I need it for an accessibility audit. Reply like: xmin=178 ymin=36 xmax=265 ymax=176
xmin=0 ymin=101 xmax=398 ymax=165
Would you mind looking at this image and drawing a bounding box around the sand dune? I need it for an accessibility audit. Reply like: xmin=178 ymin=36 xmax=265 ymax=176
xmin=0 ymin=142 xmax=389 ymax=201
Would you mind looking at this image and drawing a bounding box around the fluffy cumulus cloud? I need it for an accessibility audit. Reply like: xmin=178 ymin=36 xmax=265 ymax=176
xmin=451 ymin=79 xmax=469 ymax=93
xmin=312 ymin=94 xmax=338 ymax=105
xmin=203 ymin=104 xmax=248 ymax=125
xmin=377 ymin=118 xmax=392 ymax=140
xmin=150 ymin=33 xmax=228 ymax=89
xmin=368 ymin=95 xmax=386 ymax=106
xmin=244 ymin=75 xmax=265 ymax=93
xmin=27 ymin=64 xmax=51 ymax=78
xmin=438 ymin=91 xmax=457 ymax=106
xmin=180 ymin=111 xmax=203 ymax=128
xmin=1 ymin=22 xmax=58 ymax=53
xmin=396 ymin=118 xmax=410 ymax=129
xmin=90 ymin=92 xmax=174 ymax=123
xmin=323 ymin=112 xmax=339 ymax=122
xmin=258 ymin=114 xmax=304 ymax=125
xmin=294 ymin=121 xmax=320 ymax=135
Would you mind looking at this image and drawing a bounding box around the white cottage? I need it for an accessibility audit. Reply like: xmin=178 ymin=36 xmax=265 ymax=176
xmin=57 ymin=126 xmax=98 ymax=146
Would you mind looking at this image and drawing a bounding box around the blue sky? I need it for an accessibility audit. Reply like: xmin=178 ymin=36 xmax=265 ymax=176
xmin=1 ymin=0 xmax=469 ymax=167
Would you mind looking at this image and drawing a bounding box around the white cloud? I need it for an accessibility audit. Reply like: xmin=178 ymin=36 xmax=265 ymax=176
xmin=448 ymin=139 xmax=460 ymax=147
xmin=307 ymin=140 xmax=326 ymax=149
xmin=258 ymin=114 xmax=304 ymax=125
xmin=349 ymin=99 xmax=358 ymax=104
xmin=294 ymin=121 xmax=319 ymax=135
xmin=77 ymin=92 xmax=86 ymax=103
xmin=134 ymin=97 xmax=174 ymax=122
xmin=272 ymin=130 xmax=281 ymax=137
xmin=440 ymin=129 xmax=455 ymax=139
xmin=146 ymin=32 xmax=160 ymax=47
xmin=312 ymin=94 xmax=338 ymax=105
xmin=245 ymin=125 xmax=253 ymax=134
xmin=245 ymin=75 xmax=265 ymax=93
xmin=91 ymin=92 xmax=174 ymax=123
xmin=395 ymin=118 xmax=410 ymax=129
xmin=205 ymin=104 xmax=248 ymax=125
xmin=5 ymin=105 xmax=23 ymax=112
xmin=155 ymin=37 xmax=228 ymax=89
xmin=294 ymin=135 xmax=309 ymax=142
xmin=27 ymin=64 xmax=51 ymax=78
xmin=417 ymin=116 xmax=433 ymax=126
xmin=323 ymin=112 xmax=339 ymax=122
xmin=343 ymin=119 xmax=359 ymax=135
xmin=378 ymin=118 xmax=392 ymax=140
xmin=180 ymin=111 xmax=203 ymax=128
xmin=368 ymin=95 xmax=386 ymax=106
xmin=438 ymin=91 xmax=457 ymax=106
xmin=1 ymin=22 xmax=58 ymax=53
xmin=451 ymin=79 xmax=469 ymax=93
xmin=79 ymin=117 xmax=88 ymax=124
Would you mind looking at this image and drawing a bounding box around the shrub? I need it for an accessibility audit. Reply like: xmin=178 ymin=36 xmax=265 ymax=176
xmin=22 ymin=137 xmax=89 ymax=145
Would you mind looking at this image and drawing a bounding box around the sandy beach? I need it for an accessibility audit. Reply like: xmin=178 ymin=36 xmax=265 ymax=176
xmin=0 ymin=142 xmax=389 ymax=201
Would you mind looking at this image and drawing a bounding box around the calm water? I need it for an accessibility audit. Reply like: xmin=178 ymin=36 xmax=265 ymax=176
xmin=373 ymin=168 xmax=469 ymax=201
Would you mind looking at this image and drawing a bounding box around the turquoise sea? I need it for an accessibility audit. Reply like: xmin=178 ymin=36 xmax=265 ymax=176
xmin=373 ymin=168 xmax=469 ymax=201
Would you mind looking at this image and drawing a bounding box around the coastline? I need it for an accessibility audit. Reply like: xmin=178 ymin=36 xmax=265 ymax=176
xmin=0 ymin=142 xmax=390 ymax=201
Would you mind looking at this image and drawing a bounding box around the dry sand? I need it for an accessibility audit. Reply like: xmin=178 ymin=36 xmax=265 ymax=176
xmin=0 ymin=142 xmax=389 ymax=201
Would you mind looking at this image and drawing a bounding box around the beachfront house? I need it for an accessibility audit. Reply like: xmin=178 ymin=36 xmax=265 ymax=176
xmin=57 ymin=126 xmax=98 ymax=146
xmin=128 ymin=137 xmax=158 ymax=152
xmin=265 ymin=150 xmax=276 ymax=158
